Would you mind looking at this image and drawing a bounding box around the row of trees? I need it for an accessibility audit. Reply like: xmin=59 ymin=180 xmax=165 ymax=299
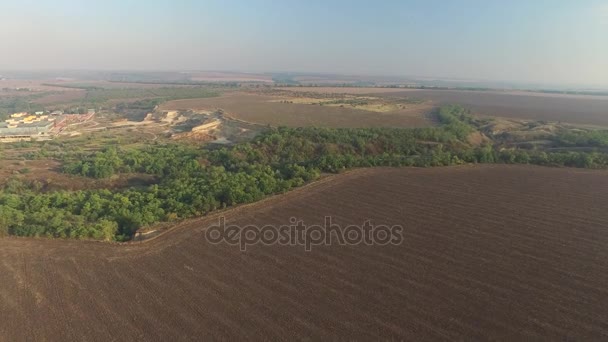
xmin=553 ymin=129 xmax=608 ymax=147
xmin=1 ymin=162 xmax=315 ymax=240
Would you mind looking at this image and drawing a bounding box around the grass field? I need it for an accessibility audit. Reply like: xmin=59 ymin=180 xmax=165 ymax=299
xmin=1 ymin=165 xmax=608 ymax=340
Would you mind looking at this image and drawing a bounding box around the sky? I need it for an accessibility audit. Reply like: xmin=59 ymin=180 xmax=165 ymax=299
xmin=0 ymin=0 xmax=607 ymax=87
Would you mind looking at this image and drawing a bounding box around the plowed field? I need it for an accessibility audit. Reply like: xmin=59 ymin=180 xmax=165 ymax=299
xmin=160 ymin=93 xmax=432 ymax=128
xmin=1 ymin=165 xmax=608 ymax=340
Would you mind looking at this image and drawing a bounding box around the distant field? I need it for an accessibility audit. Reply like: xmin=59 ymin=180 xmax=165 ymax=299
xmin=0 ymin=79 xmax=84 ymax=92
xmin=277 ymin=86 xmax=415 ymax=94
xmin=26 ymin=86 xmax=221 ymax=107
xmin=1 ymin=79 xmax=222 ymax=108
xmin=2 ymin=165 xmax=608 ymax=340
xmin=189 ymin=71 xmax=273 ymax=83
xmin=377 ymin=90 xmax=608 ymax=126
xmin=280 ymin=87 xmax=608 ymax=126
xmin=0 ymin=80 xmax=86 ymax=112
xmin=55 ymin=81 xmax=200 ymax=89
xmin=160 ymin=93 xmax=432 ymax=128
xmin=32 ymin=90 xmax=87 ymax=105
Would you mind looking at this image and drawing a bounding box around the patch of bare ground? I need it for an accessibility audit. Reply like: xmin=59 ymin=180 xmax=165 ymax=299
xmin=1 ymin=165 xmax=608 ymax=340
xmin=170 ymin=130 xmax=216 ymax=142
xmin=466 ymin=131 xmax=490 ymax=146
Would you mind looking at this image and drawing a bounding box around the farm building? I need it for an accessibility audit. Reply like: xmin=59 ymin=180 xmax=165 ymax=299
xmin=0 ymin=120 xmax=53 ymax=135
xmin=10 ymin=112 xmax=28 ymax=118
xmin=0 ymin=117 xmax=54 ymax=142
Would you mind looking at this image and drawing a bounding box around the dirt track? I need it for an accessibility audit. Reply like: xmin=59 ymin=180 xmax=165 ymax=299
xmin=1 ymin=165 xmax=608 ymax=340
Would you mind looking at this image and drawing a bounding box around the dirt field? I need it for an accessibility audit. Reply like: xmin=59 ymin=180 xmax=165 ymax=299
xmin=0 ymin=80 xmax=85 ymax=107
xmin=2 ymin=165 xmax=608 ymax=340
xmin=56 ymin=81 xmax=203 ymax=89
xmin=31 ymin=90 xmax=87 ymax=105
xmin=0 ymin=80 xmax=84 ymax=92
xmin=280 ymin=87 xmax=608 ymax=127
xmin=379 ymin=90 xmax=608 ymax=126
xmin=277 ymin=86 xmax=418 ymax=94
xmin=160 ymin=93 xmax=432 ymax=128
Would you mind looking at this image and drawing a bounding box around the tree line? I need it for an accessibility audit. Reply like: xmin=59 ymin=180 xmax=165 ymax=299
xmin=2 ymin=105 xmax=608 ymax=241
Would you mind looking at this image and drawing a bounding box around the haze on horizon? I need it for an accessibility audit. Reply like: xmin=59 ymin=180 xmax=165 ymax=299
xmin=1 ymin=0 xmax=607 ymax=87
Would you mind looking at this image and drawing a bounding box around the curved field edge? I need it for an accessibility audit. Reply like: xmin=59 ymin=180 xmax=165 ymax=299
xmin=0 ymin=167 xmax=385 ymax=252
xmin=1 ymin=165 xmax=608 ymax=340
xmin=126 ymin=169 xmax=363 ymax=247
xmin=2 ymin=164 xmax=608 ymax=254
xmin=99 ymin=163 xmax=608 ymax=250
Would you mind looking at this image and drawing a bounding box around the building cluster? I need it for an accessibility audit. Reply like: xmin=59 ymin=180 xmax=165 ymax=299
xmin=0 ymin=109 xmax=95 ymax=142
xmin=0 ymin=112 xmax=55 ymax=141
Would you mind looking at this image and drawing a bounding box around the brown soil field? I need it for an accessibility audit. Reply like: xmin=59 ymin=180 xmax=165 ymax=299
xmin=189 ymin=71 xmax=273 ymax=83
xmin=0 ymin=80 xmax=84 ymax=92
xmin=60 ymin=81 xmax=201 ymax=89
xmin=31 ymin=90 xmax=87 ymax=105
xmin=277 ymin=86 xmax=418 ymax=94
xmin=160 ymin=93 xmax=432 ymax=128
xmin=280 ymin=87 xmax=608 ymax=126
xmin=2 ymin=165 xmax=608 ymax=340
xmin=378 ymin=90 xmax=608 ymax=126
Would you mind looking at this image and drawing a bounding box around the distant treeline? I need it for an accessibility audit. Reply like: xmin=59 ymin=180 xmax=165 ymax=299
xmin=275 ymin=82 xmax=608 ymax=95
xmin=276 ymin=83 xmax=494 ymax=91
xmin=2 ymin=105 xmax=608 ymax=241
xmin=0 ymin=93 xmax=48 ymax=120
xmin=533 ymin=89 xmax=608 ymax=97
xmin=553 ymin=129 xmax=608 ymax=147
xmin=107 ymin=80 xmax=241 ymax=88
xmin=41 ymin=83 xmax=104 ymax=90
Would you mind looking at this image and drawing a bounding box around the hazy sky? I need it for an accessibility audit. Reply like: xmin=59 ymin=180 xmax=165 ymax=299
xmin=1 ymin=0 xmax=607 ymax=86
